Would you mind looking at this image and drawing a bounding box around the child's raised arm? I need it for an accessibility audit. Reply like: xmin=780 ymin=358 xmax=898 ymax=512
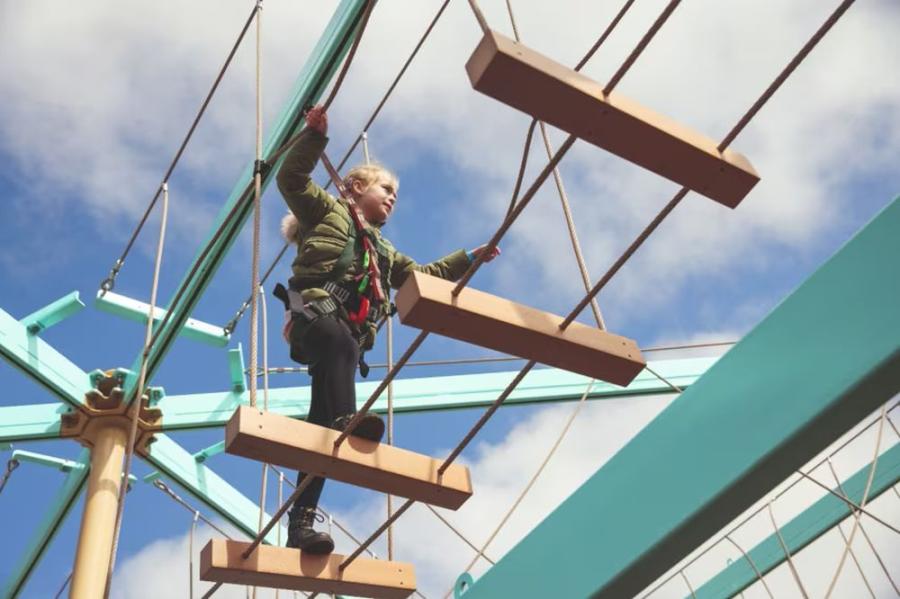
xmin=276 ymin=106 xmax=337 ymax=227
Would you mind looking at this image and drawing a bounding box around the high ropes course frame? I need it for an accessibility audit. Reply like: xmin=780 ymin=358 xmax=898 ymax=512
xmin=1 ymin=0 xmax=898 ymax=598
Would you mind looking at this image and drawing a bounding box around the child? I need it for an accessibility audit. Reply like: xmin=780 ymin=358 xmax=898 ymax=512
xmin=276 ymin=105 xmax=499 ymax=553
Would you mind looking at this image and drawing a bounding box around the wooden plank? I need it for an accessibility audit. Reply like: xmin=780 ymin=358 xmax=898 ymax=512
xmin=225 ymin=406 xmax=473 ymax=510
xmin=394 ymin=272 xmax=646 ymax=386
xmin=466 ymin=29 xmax=760 ymax=208
xmin=200 ymin=539 xmax=416 ymax=599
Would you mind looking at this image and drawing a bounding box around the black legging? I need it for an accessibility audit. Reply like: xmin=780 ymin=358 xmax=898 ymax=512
xmin=288 ymin=315 xmax=359 ymax=516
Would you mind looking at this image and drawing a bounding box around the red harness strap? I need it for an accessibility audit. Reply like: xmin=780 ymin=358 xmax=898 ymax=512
xmin=319 ymin=151 xmax=385 ymax=318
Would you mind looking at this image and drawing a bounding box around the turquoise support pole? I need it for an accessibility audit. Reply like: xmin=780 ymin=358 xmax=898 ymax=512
xmin=690 ymin=441 xmax=900 ymax=599
xmin=19 ymin=291 xmax=85 ymax=335
xmin=125 ymin=0 xmax=369 ymax=401
xmin=0 ymin=307 xmax=89 ymax=409
xmin=462 ymin=197 xmax=900 ymax=599
xmin=1 ymin=448 xmax=89 ymax=599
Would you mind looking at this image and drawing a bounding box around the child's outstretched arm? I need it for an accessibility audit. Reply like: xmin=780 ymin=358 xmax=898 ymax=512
xmin=388 ymin=243 xmax=501 ymax=288
xmin=276 ymin=105 xmax=337 ymax=226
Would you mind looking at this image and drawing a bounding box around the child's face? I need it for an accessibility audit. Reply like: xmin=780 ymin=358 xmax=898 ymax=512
xmin=353 ymin=175 xmax=397 ymax=225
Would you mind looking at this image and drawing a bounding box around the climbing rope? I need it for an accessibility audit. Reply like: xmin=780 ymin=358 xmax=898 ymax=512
xmin=361 ymin=130 xmax=398 ymax=559
xmin=0 ymin=458 xmax=19 ymax=495
xmin=824 ymin=402 xmax=889 ymax=598
xmin=190 ymin=510 xmax=200 ymax=599
xmin=107 ymin=178 xmax=171 ymax=589
xmin=641 ymin=399 xmax=898 ymax=599
xmin=443 ymin=380 xmax=595 ymax=598
xmin=723 ymin=535 xmax=775 ymax=599
xmin=99 ymin=4 xmax=260 ymax=294
xmin=503 ymin=0 xmax=606 ymax=331
xmin=767 ymin=502 xmax=810 ymax=598
xmin=249 ymin=0 xmax=264 ymax=411
xmin=825 ymin=458 xmax=899 ymax=594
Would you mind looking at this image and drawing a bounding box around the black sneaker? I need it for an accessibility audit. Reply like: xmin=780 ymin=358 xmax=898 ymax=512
xmin=332 ymin=412 xmax=385 ymax=443
xmin=286 ymin=507 xmax=334 ymax=554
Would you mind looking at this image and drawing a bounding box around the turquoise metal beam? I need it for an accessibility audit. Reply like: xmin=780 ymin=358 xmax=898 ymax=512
xmin=0 ymin=306 xmax=89 ymax=409
xmin=20 ymin=291 xmax=85 ymax=335
xmin=462 ymin=197 xmax=900 ymax=599
xmin=125 ymin=0 xmax=369 ymax=402
xmin=142 ymin=433 xmax=285 ymax=544
xmin=0 ymin=402 xmax=67 ymax=443
xmin=691 ymin=441 xmax=900 ymax=599
xmin=228 ymin=344 xmax=246 ymax=392
xmin=143 ymin=440 xmax=227 ymax=484
xmin=0 ymin=357 xmax=712 ymax=442
xmin=95 ymin=290 xmax=229 ymax=347
xmin=11 ymin=449 xmax=87 ymax=473
xmin=2 ymin=448 xmax=89 ymax=599
xmin=155 ymin=357 xmax=714 ymax=430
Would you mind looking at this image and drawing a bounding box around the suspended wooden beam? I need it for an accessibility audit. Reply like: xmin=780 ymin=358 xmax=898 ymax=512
xmin=466 ymin=30 xmax=760 ymax=208
xmin=395 ymin=272 xmax=646 ymax=386
xmin=200 ymin=539 xmax=416 ymax=599
xmin=225 ymin=406 xmax=473 ymax=510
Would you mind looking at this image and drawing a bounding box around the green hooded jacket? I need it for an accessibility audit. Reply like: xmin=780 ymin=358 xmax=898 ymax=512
xmin=276 ymin=127 xmax=471 ymax=339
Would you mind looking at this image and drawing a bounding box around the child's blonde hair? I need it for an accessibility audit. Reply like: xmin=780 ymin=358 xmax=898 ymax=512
xmin=342 ymin=162 xmax=399 ymax=197
xmin=281 ymin=163 xmax=400 ymax=245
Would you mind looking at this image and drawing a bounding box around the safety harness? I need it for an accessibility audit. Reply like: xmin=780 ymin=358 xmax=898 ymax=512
xmin=272 ymin=150 xmax=389 ymax=377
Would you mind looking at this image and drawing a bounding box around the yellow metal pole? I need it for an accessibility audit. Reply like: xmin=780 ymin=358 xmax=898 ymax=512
xmin=70 ymin=420 xmax=129 ymax=598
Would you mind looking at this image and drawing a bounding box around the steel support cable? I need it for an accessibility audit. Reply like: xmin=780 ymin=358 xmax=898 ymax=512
xmin=53 ymin=572 xmax=73 ymax=599
xmin=264 ymin=0 xmax=377 ymax=166
xmin=250 ymin=339 xmax=737 ymax=376
xmin=226 ymin=0 xmax=453 ymax=335
xmin=825 ymin=459 xmax=900 ymax=594
xmin=100 ymin=4 xmax=260 ymax=294
xmin=443 ymin=380 xmax=595 ymax=599
xmin=824 ymin=403 xmax=889 ymax=599
xmin=339 ymin=0 xmax=674 ymax=569
xmin=152 ymin=480 xmax=234 ymax=539
xmin=0 ymin=458 xmax=18 ymax=495
xmin=106 ymin=180 xmax=171 ymax=593
xmin=142 ymin=3 xmax=371 ymax=385
xmin=642 ymin=401 xmax=899 ymax=599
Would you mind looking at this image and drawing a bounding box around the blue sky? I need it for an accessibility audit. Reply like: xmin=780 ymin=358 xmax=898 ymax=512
xmin=1 ymin=1 xmax=899 ymax=597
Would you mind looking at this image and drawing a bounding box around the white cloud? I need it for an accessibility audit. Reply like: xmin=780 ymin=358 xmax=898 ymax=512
xmin=4 ymin=0 xmax=898 ymax=333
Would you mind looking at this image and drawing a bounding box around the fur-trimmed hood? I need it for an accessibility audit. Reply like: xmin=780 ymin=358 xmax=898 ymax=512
xmin=281 ymin=212 xmax=302 ymax=245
